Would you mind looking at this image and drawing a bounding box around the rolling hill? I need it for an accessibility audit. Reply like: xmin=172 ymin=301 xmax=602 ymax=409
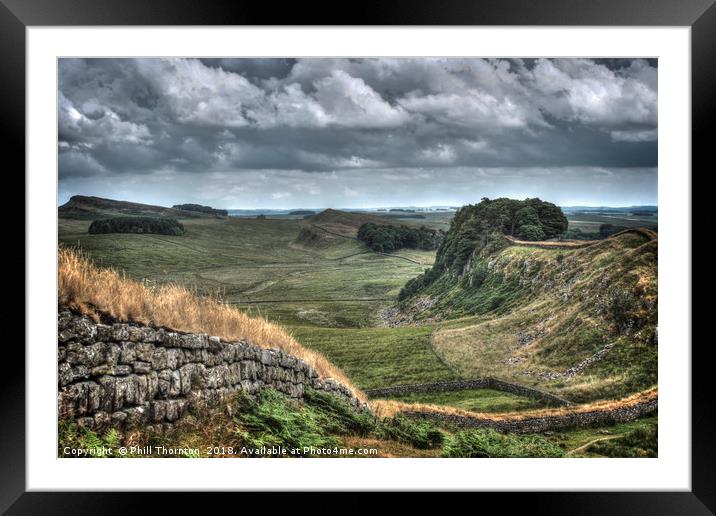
xmin=307 ymin=208 xmax=423 ymax=237
xmin=58 ymin=195 xmax=220 ymax=220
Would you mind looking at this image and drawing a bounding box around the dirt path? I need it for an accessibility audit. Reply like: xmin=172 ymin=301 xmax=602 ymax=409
xmin=567 ymin=435 xmax=621 ymax=456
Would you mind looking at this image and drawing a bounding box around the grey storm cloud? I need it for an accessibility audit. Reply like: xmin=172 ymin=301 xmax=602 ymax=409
xmin=58 ymin=57 xmax=657 ymax=208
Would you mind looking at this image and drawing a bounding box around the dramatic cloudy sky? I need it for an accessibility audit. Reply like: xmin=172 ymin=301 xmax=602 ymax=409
xmin=58 ymin=58 xmax=657 ymax=208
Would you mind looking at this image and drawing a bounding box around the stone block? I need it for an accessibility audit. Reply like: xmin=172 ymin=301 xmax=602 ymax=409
xmin=58 ymin=362 xmax=73 ymax=386
xmin=166 ymin=348 xmax=183 ymax=369
xmin=112 ymin=324 xmax=130 ymax=341
xmin=119 ymin=342 xmax=137 ymax=364
xmin=135 ymin=342 xmax=155 ymax=362
xmin=133 ymin=361 xmax=151 ymax=375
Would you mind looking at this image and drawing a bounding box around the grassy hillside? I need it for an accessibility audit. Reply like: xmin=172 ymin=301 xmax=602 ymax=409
xmin=396 ymin=222 xmax=657 ymax=402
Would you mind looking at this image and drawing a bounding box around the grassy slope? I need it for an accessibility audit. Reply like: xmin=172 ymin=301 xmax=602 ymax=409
xmin=407 ymin=232 xmax=657 ymax=402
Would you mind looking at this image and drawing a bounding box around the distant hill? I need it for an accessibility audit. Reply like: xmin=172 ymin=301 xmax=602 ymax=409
xmin=308 ymin=208 xmax=417 ymax=237
xmin=561 ymin=205 xmax=658 ymax=215
xmin=172 ymin=203 xmax=228 ymax=217
xmin=58 ymin=196 xmax=215 ymax=220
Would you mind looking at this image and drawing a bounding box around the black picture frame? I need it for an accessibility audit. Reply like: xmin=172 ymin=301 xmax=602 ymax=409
xmin=6 ymin=0 xmax=711 ymax=512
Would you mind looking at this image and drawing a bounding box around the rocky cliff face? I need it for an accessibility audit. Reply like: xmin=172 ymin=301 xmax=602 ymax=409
xmin=58 ymin=311 xmax=365 ymax=430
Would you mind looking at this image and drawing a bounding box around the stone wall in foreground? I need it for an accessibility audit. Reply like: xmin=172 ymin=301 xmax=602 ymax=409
xmin=364 ymin=378 xmax=573 ymax=407
xmin=58 ymin=311 xmax=365 ymax=430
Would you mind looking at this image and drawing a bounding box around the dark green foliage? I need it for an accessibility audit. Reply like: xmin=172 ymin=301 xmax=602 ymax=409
xmin=172 ymin=203 xmax=228 ymax=216
xmin=518 ymin=224 xmax=546 ymax=241
xmin=357 ymin=223 xmax=443 ymax=253
xmin=231 ymin=388 xmax=445 ymax=453
xmin=58 ymin=420 xmax=122 ymax=458
xmin=373 ymin=415 xmax=445 ymax=449
xmin=88 ymin=217 xmax=185 ymax=236
xmin=587 ymin=426 xmax=657 ymax=457
xmin=232 ymin=389 xmax=342 ymax=454
xmin=442 ymin=428 xmax=565 ymax=458
xmin=256 ymin=214 xmax=266 ymax=219
xmin=302 ymin=388 xmax=375 ymax=436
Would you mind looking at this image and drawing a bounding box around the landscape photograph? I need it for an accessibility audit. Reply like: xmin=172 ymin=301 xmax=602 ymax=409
xmin=57 ymin=57 xmax=658 ymax=459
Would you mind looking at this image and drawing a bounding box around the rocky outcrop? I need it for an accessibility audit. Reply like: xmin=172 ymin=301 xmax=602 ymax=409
xmin=57 ymin=311 xmax=365 ymax=430
xmin=364 ymin=378 xmax=573 ymax=406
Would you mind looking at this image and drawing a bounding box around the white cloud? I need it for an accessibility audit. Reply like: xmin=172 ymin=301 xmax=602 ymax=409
xmin=59 ymin=92 xmax=152 ymax=145
xmin=531 ymin=58 xmax=657 ymax=135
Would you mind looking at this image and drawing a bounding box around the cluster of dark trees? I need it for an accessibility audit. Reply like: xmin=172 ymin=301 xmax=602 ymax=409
xmin=172 ymin=203 xmax=228 ymax=217
xmin=88 ymin=217 xmax=185 ymax=236
xmin=398 ymin=198 xmax=567 ymax=300
xmin=357 ymin=223 xmax=443 ymax=253
xmin=451 ymin=197 xmax=568 ymax=241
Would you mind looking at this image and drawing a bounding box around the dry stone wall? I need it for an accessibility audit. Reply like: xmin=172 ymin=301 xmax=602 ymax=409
xmin=58 ymin=311 xmax=365 ymax=430
xmin=403 ymin=396 xmax=657 ymax=434
xmin=364 ymin=378 xmax=573 ymax=406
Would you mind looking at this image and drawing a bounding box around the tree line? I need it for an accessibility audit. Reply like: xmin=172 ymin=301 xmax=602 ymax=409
xmin=357 ymin=223 xmax=444 ymax=253
xmin=88 ymin=217 xmax=185 ymax=236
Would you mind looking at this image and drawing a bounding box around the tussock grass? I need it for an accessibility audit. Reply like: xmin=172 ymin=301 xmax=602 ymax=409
xmin=442 ymin=428 xmax=565 ymax=458
xmin=370 ymin=387 xmax=657 ymax=420
xmin=58 ymin=247 xmax=365 ymax=402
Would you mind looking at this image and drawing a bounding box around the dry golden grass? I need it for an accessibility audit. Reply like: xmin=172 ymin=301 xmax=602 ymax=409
xmin=370 ymin=387 xmax=657 ymax=420
xmin=58 ymin=247 xmax=365 ymax=402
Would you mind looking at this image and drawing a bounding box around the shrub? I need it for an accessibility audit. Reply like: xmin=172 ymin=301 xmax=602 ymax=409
xmin=88 ymin=216 xmax=185 ymax=236
xmin=442 ymin=428 xmax=564 ymax=458
xmin=600 ymin=287 xmax=640 ymax=332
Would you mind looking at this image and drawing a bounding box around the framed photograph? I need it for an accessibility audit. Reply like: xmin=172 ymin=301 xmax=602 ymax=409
xmin=8 ymin=0 xmax=711 ymax=510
